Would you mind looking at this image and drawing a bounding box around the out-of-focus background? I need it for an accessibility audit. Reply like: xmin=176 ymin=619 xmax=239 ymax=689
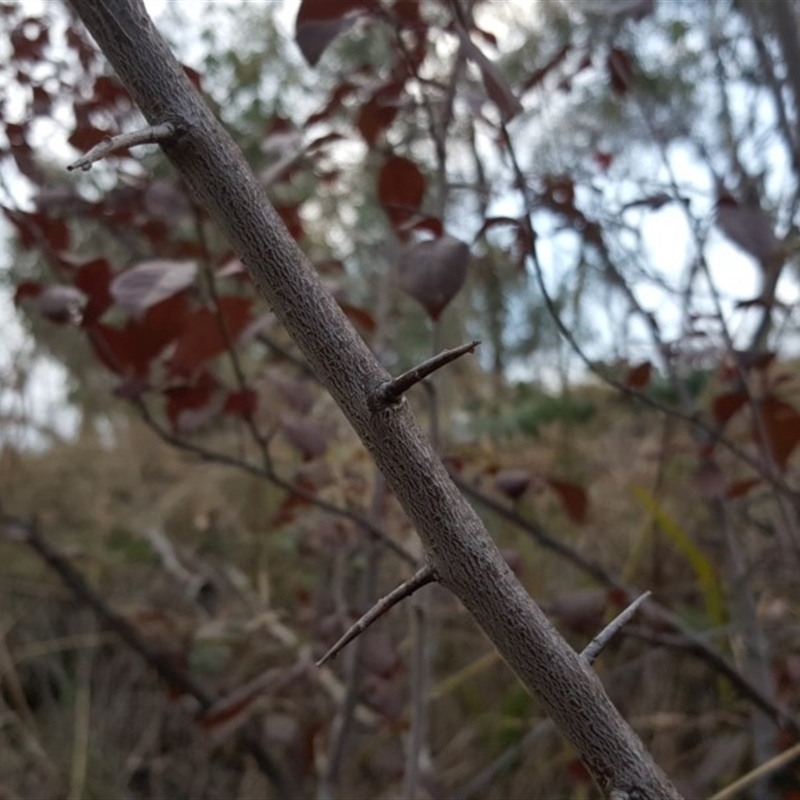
xmin=2 ymin=1 xmax=800 ymax=798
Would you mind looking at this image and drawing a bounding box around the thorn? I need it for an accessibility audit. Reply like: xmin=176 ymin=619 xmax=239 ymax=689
xmin=371 ymin=341 xmax=479 ymax=409
xmin=581 ymin=591 xmax=652 ymax=665
xmin=316 ymin=565 xmax=436 ymax=667
xmin=67 ymin=122 xmax=176 ymax=172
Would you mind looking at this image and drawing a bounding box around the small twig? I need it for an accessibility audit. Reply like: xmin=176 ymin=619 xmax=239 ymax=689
xmin=67 ymin=122 xmax=176 ymax=171
xmin=370 ymin=342 xmax=479 ymax=409
xmin=710 ymin=737 xmax=800 ymax=800
xmin=316 ymin=565 xmax=436 ymax=667
xmin=132 ymin=396 xmax=417 ymax=565
xmin=452 ymin=594 xmax=653 ymax=800
xmin=582 ymin=591 xmax=652 ymax=665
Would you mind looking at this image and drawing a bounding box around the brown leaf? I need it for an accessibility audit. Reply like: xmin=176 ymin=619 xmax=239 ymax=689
xmin=626 ymin=361 xmax=652 ymax=389
xmin=294 ymin=0 xmax=376 ymax=66
xmin=755 ymin=396 xmax=800 ymax=471
xmin=378 ymin=155 xmax=426 ymax=226
xmin=546 ymin=477 xmax=588 ymax=523
xmin=712 ymin=391 xmax=748 ymax=425
xmin=397 ymin=235 xmax=469 ymax=320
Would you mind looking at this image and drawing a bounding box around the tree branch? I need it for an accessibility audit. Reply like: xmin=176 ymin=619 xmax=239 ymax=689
xmin=64 ymin=2 xmax=681 ymax=795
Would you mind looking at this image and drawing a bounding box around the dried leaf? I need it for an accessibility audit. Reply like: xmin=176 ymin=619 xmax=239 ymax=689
xmin=294 ymin=0 xmax=376 ymax=66
xmin=378 ymin=155 xmax=425 ymax=226
xmin=397 ymin=235 xmax=469 ymax=320
xmin=110 ymin=260 xmax=197 ymax=316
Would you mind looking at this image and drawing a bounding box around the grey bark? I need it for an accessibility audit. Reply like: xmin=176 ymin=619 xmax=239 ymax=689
xmin=65 ymin=1 xmax=681 ymax=797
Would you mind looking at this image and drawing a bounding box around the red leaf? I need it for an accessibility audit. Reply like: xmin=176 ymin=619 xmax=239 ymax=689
xmin=378 ymin=156 xmax=426 ymax=226
xmin=357 ymin=87 xmax=402 ymax=145
xmin=546 ymin=477 xmax=588 ymax=523
xmin=726 ymin=478 xmax=761 ymax=499
xmin=169 ymin=296 xmax=252 ymax=375
xmin=73 ymin=258 xmax=113 ymax=325
xmin=92 ymin=75 xmax=130 ymax=108
xmin=397 ymin=235 xmax=469 ymax=320
xmin=110 ymin=260 xmax=197 ymax=316
xmin=13 ymin=280 xmax=42 ymax=305
xmin=295 ymin=0 xmax=376 ymax=66
xmin=626 ymin=361 xmax=652 ymax=389
xmin=67 ymin=124 xmax=112 ymax=153
xmin=338 ymin=301 xmax=376 ymax=333
xmin=223 ymin=389 xmax=258 ymax=418
xmin=165 ymin=373 xmax=220 ymax=433
xmin=712 ymin=391 xmax=748 ymax=425
xmin=276 ymin=204 xmax=304 ymax=241
xmin=88 ymin=322 xmax=157 ymax=377
xmin=755 ymin=397 xmax=800 ymax=471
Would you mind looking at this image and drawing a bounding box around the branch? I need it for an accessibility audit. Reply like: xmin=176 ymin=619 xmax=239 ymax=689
xmin=582 ymin=592 xmax=651 ymax=666
xmin=317 ymin=565 xmax=436 ymax=667
xmin=65 ymin=2 xmax=681 ymax=795
xmin=370 ymin=341 xmax=479 ymax=410
xmin=0 ymin=513 xmax=295 ymax=798
xmin=67 ymin=122 xmax=176 ymax=171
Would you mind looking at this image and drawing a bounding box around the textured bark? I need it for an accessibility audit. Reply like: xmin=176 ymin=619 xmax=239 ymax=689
xmin=66 ymin=2 xmax=682 ymax=797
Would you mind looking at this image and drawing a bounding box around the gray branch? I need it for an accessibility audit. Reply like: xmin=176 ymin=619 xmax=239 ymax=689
xmin=65 ymin=1 xmax=681 ymax=796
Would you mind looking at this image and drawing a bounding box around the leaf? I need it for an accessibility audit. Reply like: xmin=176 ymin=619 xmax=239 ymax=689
xmin=169 ymin=296 xmax=252 ymax=375
xmin=73 ymin=258 xmax=113 ymax=325
xmin=626 ymin=361 xmax=652 ymax=389
xmin=755 ymin=396 xmax=800 ymax=471
xmin=338 ymin=301 xmax=376 ymax=333
xmin=494 ymin=469 xmax=530 ymax=501
xmin=110 ymin=260 xmax=197 ymax=316
xmin=294 ymin=0 xmax=376 ymax=66
xmin=397 ymin=235 xmax=469 ymax=320
xmin=223 ymin=389 xmax=258 ymax=418
xmin=165 ymin=372 xmax=220 ymax=433
xmin=726 ymin=478 xmax=761 ymax=499
xmin=712 ymin=390 xmax=748 ymax=425
xmin=545 ymin=477 xmax=588 ymax=524
xmin=356 ymin=82 xmax=404 ymax=144
xmin=378 ymin=156 xmax=425 ymax=226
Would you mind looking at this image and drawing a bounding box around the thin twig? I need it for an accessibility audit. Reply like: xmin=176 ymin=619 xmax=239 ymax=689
xmin=133 ymin=397 xmax=417 ymax=565
xmin=582 ymin=592 xmax=651 ymax=665
xmin=371 ymin=341 xmax=479 ymax=409
xmin=452 ymin=593 xmax=654 ymax=800
xmin=496 ymin=121 xmax=796 ymax=501
xmin=316 ymin=565 xmax=436 ymax=667
xmin=709 ymin=738 xmax=800 ymax=800
xmin=67 ymin=122 xmax=176 ymax=171
xmin=457 ymin=478 xmax=800 ymax=735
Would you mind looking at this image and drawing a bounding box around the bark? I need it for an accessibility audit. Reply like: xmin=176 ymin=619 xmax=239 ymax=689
xmin=65 ymin=1 xmax=681 ymax=797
